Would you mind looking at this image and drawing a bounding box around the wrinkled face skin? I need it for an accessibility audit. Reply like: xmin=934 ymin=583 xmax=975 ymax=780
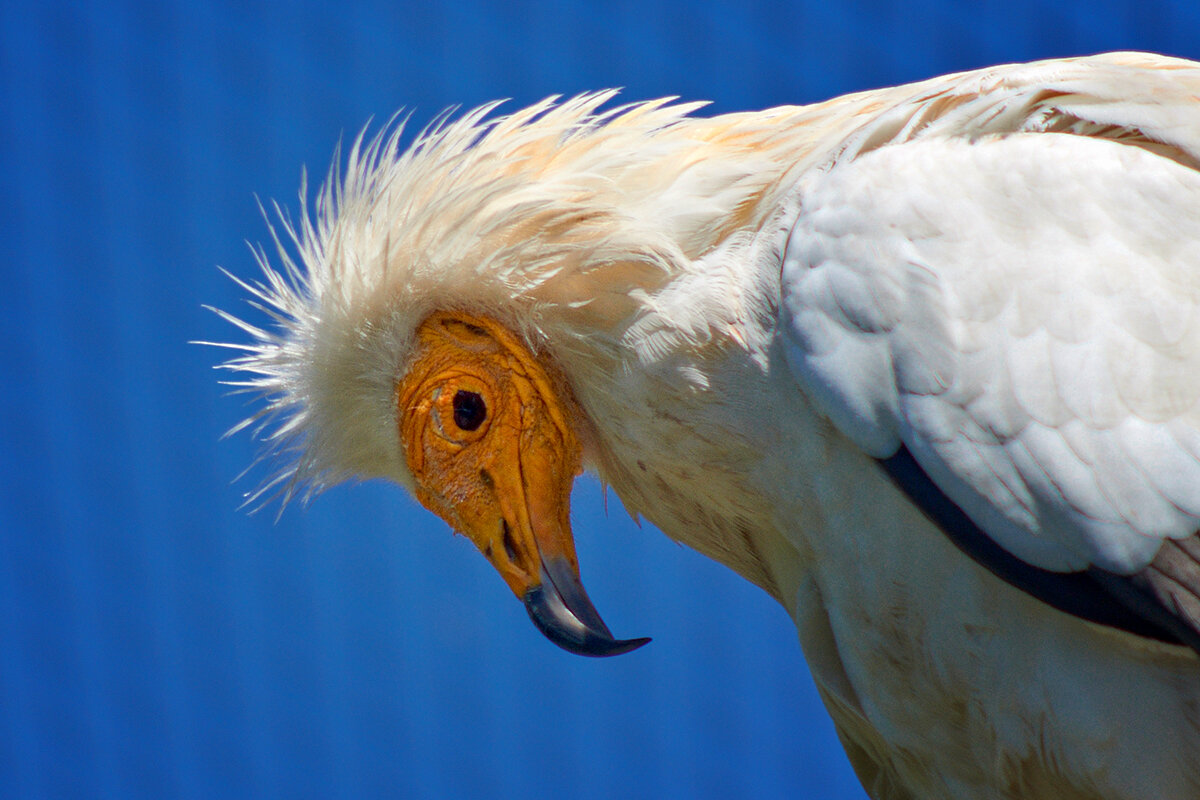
xmin=396 ymin=311 xmax=649 ymax=656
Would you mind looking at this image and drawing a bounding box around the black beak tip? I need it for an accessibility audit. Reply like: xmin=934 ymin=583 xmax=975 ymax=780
xmin=523 ymin=584 xmax=651 ymax=658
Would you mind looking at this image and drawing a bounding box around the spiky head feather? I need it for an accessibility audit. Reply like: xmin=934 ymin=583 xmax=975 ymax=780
xmin=210 ymin=91 xmax=822 ymax=508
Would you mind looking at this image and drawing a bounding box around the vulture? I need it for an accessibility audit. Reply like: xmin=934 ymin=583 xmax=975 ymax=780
xmin=214 ymin=53 xmax=1200 ymax=799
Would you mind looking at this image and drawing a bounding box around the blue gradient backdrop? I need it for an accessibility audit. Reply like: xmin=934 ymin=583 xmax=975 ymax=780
xmin=3 ymin=2 xmax=1198 ymax=798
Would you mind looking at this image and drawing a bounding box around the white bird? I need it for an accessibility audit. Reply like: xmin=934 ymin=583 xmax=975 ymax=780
xmin=214 ymin=52 xmax=1200 ymax=799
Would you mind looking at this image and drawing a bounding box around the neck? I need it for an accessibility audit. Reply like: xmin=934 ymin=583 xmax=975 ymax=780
xmin=550 ymin=213 xmax=824 ymax=605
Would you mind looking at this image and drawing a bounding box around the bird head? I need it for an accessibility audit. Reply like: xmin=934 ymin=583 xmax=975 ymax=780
xmin=212 ymin=92 xmax=809 ymax=656
xmin=394 ymin=308 xmax=647 ymax=655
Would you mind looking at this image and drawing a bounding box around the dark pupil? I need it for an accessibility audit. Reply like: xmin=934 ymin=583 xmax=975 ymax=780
xmin=452 ymin=390 xmax=487 ymax=431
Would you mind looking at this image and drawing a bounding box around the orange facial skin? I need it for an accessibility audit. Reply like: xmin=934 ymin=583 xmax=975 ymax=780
xmin=397 ymin=310 xmax=583 ymax=598
xmin=395 ymin=311 xmax=649 ymax=657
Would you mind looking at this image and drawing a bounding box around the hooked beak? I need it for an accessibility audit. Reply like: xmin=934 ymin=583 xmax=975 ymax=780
xmin=524 ymin=557 xmax=651 ymax=657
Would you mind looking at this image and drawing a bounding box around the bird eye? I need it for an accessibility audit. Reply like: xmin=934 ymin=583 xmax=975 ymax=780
xmin=452 ymin=390 xmax=487 ymax=431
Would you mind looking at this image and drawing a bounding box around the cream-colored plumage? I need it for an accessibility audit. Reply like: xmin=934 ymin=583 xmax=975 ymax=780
xmin=217 ymin=53 xmax=1200 ymax=798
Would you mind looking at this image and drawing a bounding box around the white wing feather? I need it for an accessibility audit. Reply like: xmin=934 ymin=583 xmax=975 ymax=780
xmin=779 ymin=68 xmax=1200 ymax=575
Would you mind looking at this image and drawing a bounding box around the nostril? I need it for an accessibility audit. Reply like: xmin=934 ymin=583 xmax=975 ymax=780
xmin=502 ymin=519 xmax=519 ymax=563
xmin=479 ymin=469 xmax=494 ymax=490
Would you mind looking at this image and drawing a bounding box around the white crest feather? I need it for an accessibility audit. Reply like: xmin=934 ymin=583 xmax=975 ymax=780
xmin=207 ymin=91 xmax=815 ymax=508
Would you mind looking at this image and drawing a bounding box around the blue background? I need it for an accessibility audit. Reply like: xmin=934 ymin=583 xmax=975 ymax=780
xmin=3 ymin=2 xmax=1198 ymax=798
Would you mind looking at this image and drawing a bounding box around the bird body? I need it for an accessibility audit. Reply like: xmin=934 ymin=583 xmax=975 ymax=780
xmin=218 ymin=53 xmax=1200 ymax=798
